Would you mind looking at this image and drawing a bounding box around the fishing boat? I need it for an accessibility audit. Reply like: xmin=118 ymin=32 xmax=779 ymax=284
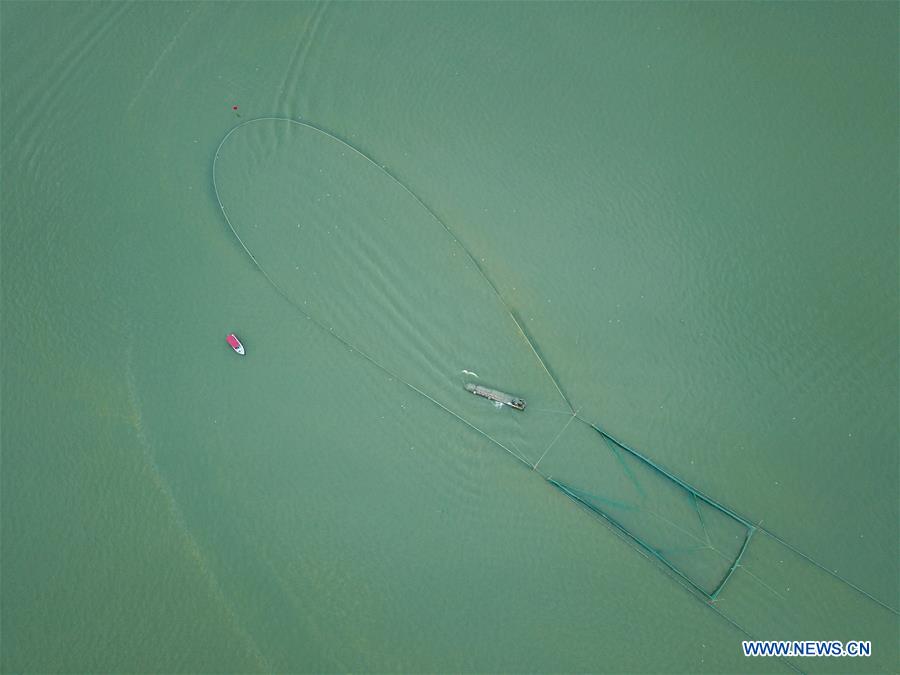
xmin=226 ymin=333 xmax=245 ymax=355
xmin=465 ymin=383 xmax=526 ymax=410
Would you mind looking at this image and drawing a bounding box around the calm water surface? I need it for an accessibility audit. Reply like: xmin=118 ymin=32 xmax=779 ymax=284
xmin=2 ymin=2 xmax=897 ymax=673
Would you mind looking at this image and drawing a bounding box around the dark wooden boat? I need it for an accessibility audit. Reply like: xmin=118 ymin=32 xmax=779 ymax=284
xmin=465 ymin=383 xmax=526 ymax=410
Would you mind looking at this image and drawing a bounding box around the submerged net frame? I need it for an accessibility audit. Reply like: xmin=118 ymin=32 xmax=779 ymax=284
xmin=212 ymin=118 xmax=898 ymax=656
xmin=547 ymin=422 xmax=755 ymax=601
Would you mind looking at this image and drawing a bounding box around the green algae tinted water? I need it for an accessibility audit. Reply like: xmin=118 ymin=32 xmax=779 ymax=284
xmin=2 ymin=3 xmax=897 ymax=673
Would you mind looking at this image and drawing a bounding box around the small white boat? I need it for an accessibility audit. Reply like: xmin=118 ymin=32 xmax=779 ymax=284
xmin=226 ymin=333 xmax=245 ymax=355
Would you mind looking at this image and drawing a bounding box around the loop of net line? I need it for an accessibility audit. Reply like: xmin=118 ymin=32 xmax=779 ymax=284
xmin=212 ymin=117 xmax=898 ymax=621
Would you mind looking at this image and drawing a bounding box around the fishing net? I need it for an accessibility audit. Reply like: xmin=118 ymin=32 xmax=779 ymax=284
xmin=213 ymin=118 xmax=897 ymax=669
xmin=541 ymin=422 xmax=753 ymax=598
xmin=213 ymin=117 xmax=573 ymax=469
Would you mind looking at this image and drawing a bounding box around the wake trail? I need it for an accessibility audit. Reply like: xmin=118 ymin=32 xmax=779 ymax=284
xmin=274 ymin=1 xmax=329 ymax=110
xmin=127 ymin=8 xmax=195 ymax=112
xmin=125 ymin=341 xmax=272 ymax=671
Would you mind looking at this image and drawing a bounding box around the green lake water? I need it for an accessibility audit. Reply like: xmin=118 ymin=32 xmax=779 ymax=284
xmin=2 ymin=2 xmax=897 ymax=673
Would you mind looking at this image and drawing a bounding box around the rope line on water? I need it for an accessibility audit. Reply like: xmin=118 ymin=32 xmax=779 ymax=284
xmin=532 ymin=408 xmax=579 ymax=470
xmin=756 ymin=526 xmax=898 ymax=615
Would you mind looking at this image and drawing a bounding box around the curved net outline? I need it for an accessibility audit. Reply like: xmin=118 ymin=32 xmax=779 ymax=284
xmin=213 ymin=118 xmax=897 ymax=670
